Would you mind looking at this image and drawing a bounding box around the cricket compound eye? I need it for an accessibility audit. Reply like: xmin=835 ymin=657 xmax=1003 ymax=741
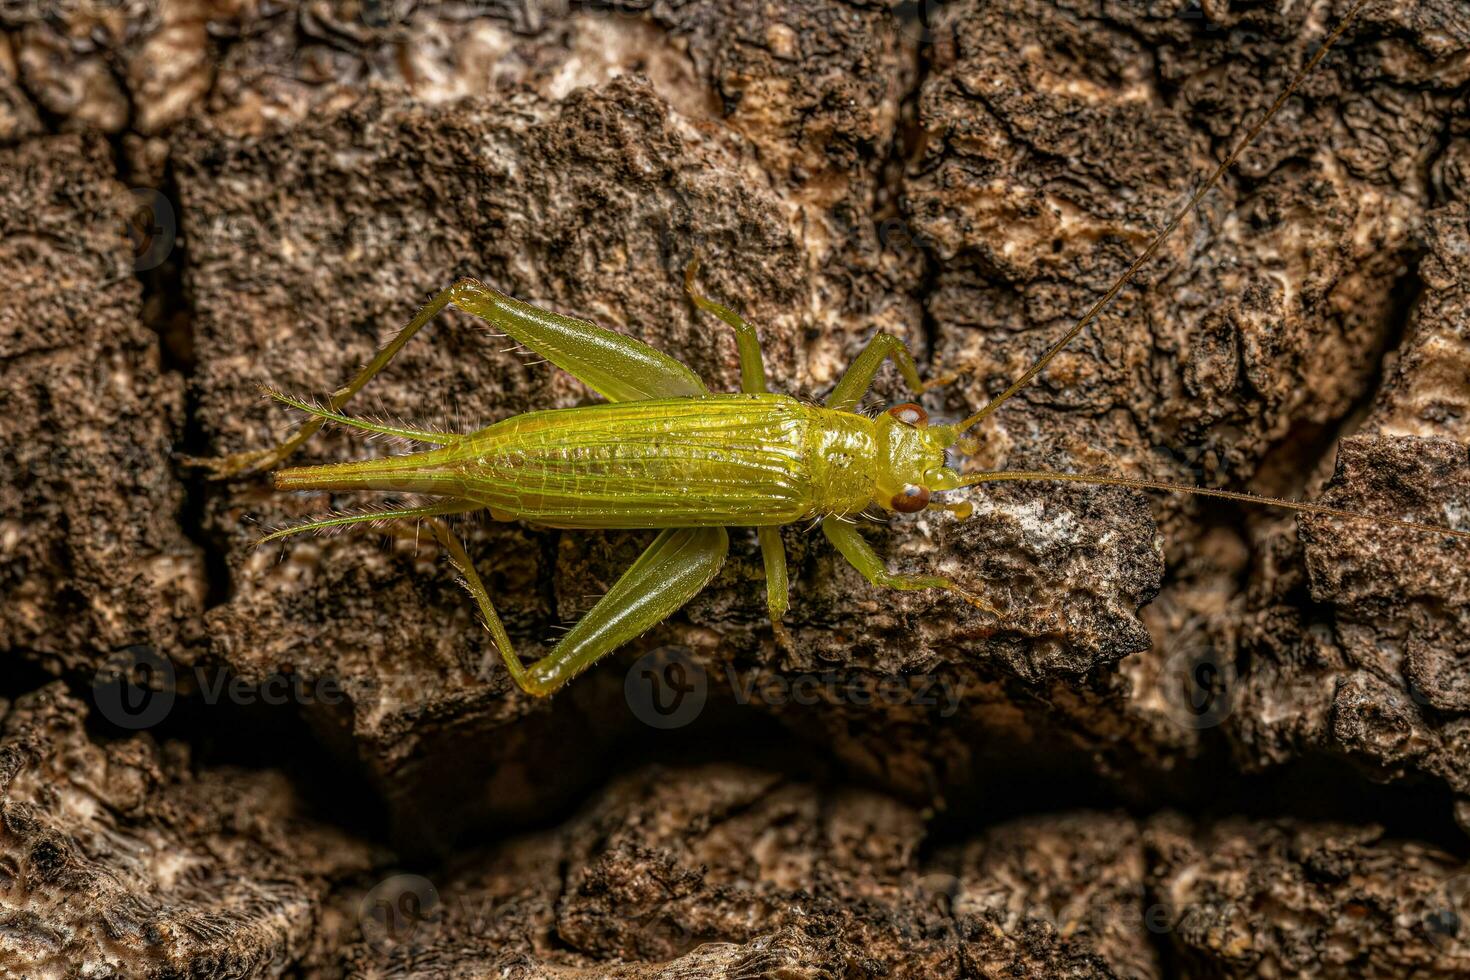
xmin=891 ymin=484 xmax=930 ymax=513
xmin=887 ymin=402 xmax=928 ymax=427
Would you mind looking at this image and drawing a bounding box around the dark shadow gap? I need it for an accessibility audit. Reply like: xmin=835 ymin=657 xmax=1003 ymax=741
xmin=1252 ymin=249 xmax=1424 ymax=502
xmin=81 ymin=665 xmax=391 ymax=845
xmin=0 ymin=659 xmax=58 ymax=707
xmin=923 ymin=744 xmax=1467 ymax=857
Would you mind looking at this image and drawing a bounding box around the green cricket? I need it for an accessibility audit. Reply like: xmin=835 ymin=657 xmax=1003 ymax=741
xmin=204 ymin=0 xmax=1464 ymax=697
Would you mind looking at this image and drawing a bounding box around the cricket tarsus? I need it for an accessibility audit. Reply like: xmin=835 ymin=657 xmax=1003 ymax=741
xmin=215 ymin=0 xmax=1464 ymax=700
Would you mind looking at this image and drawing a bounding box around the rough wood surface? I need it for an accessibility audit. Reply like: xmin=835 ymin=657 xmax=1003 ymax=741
xmin=1 ymin=1 xmax=1468 ymax=976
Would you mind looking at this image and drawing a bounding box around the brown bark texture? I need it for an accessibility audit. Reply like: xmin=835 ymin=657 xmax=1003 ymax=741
xmin=1 ymin=0 xmax=1469 ymax=977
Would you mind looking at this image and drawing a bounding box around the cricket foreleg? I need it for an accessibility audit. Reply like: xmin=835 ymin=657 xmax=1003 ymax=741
xmin=196 ymin=286 xmax=461 ymax=478
xmin=684 ymin=259 xmax=767 ymax=394
xmin=757 ymin=526 xmax=794 ymax=651
xmin=825 ymin=333 xmax=945 ymax=412
xmin=432 ymin=524 xmax=730 ymax=698
xmin=821 ymin=517 xmax=1001 ymax=618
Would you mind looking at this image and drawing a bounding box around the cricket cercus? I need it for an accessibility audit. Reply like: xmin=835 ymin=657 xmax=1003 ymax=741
xmin=201 ymin=0 xmax=1464 ymax=696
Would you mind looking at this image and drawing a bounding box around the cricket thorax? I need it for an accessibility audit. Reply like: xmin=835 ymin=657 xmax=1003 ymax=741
xmin=805 ymin=409 xmax=881 ymax=518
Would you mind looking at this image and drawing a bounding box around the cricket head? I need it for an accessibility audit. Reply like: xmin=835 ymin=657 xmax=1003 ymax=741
xmin=872 ymin=403 xmax=962 ymax=513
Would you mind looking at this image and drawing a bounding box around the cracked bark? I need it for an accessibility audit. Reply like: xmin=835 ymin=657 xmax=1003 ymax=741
xmin=2 ymin=0 xmax=1469 ymax=976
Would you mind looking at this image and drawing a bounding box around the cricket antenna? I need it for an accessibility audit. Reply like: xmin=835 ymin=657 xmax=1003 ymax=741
xmin=956 ymin=0 xmax=1373 ymax=435
xmin=958 ymin=470 xmax=1470 ymax=541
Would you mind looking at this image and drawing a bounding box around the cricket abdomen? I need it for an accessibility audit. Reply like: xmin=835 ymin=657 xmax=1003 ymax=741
xmin=273 ymin=394 xmax=881 ymax=528
xmin=462 ymin=394 xmax=874 ymax=528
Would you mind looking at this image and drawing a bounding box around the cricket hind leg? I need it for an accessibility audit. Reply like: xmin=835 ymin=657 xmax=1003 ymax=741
xmin=429 ymin=523 xmax=730 ymax=697
xmin=448 ymin=278 xmax=708 ymax=402
xmin=821 ymin=516 xmax=1002 ymax=618
xmin=194 ymin=286 xmax=461 ymax=479
xmin=196 ymin=277 xmax=709 ymax=480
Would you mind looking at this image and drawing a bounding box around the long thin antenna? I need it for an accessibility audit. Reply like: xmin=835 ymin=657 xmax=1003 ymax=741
xmin=960 ymin=470 xmax=1470 ymax=540
xmin=957 ymin=0 xmax=1372 ymax=434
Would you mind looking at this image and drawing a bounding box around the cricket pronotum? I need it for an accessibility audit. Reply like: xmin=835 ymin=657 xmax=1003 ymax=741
xmin=202 ymin=0 xmax=1465 ymax=697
